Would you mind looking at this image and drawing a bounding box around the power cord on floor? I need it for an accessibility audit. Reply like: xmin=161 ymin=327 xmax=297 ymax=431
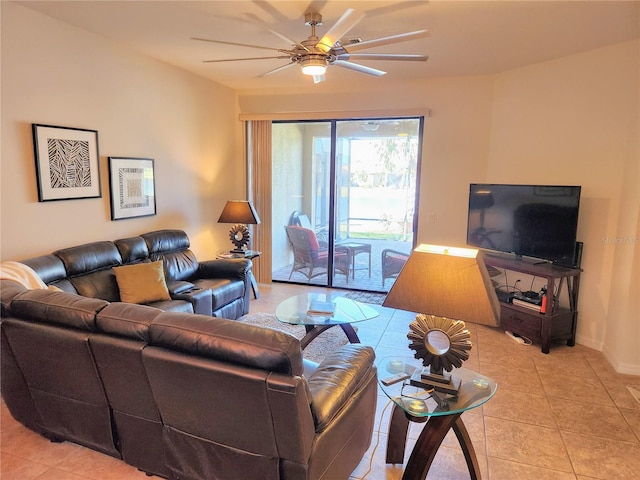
xmin=358 ymin=398 xmax=394 ymax=479
xmin=505 ymin=330 xmax=533 ymax=345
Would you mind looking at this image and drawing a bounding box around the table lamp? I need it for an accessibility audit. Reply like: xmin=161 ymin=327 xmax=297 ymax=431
xmin=217 ymin=200 xmax=261 ymax=253
xmin=383 ymin=244 xmax=500 ymax=396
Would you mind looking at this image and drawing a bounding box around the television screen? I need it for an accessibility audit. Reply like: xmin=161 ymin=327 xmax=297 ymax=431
xmin=466 ymin=184 xmax=581 ymax=266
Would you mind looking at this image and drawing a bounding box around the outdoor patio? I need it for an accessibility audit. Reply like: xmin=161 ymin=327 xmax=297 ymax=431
xmin=271 ymin=238 xmax=412 ymax=293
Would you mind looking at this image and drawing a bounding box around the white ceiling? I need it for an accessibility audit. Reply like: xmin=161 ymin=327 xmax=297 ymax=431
xmin=17 ymin=1 xmax=640 ymax=92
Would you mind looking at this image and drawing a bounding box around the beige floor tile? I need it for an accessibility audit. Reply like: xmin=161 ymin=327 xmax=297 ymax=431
xmin=478 ymin=341 xmax=537 ymax=371
xmin=483 ymin=387 xmax=557 ymax=428
xmin=485 ymin=416 xmax=573 ymax=472
xmin=532 ymin=351 xmax=598 ymax=379
xmin=488 ymin=457 xmax=577 ymax=480
xmin=620 ymin=407 xmax=640 ymax=440
xmin=601 ymin=380 xmax=640 ymax=410
xmin=53 ymin=447 xmax=152 ymax=480
xmin=477 ymin=362 xmax=544 ymax=393
xmin=539 ymin=371 xmax=614 ymax=407
xmin=0 ymin=451 xmax=51 ymax=480
xmin=33 ymin=468 xmax=95 ymax=480
xmin=548 ymin=397 xmax=637 ymax=442
xmin=0 ymin=422 xmax=81 ymax=466
xmin=562 ymin=431 xmax=640 ymax=480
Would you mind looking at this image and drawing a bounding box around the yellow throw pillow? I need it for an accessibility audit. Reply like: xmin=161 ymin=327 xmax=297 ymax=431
xmin=114 ymin=261 xmax=171 ymax=304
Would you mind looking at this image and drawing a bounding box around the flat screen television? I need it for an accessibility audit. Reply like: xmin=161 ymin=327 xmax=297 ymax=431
xmin=466 ymin=184 xmax=581 ymax=266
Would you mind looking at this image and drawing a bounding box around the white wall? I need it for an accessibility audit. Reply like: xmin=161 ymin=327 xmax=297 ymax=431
xmin=1 ymin=2 xmax=244 ymax=261
xmin=238 ymin=41 xmax=639 ymax=374
xmin=487 ymin=41 xmax=639 ymax=373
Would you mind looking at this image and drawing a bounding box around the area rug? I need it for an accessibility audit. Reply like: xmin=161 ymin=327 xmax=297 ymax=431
xmin=239 ymin=312 xmax=350 ymax=363
xmin=343 ymin=291 xmax=387 ymax=305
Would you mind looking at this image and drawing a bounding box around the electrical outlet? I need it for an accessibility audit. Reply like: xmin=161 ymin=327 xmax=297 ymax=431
xmin=427 ymin=213 xmax=436 ymax=224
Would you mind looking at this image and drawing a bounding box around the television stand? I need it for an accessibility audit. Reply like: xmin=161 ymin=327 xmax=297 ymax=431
xmin=483 ymin=255 xmax=582 ymax=354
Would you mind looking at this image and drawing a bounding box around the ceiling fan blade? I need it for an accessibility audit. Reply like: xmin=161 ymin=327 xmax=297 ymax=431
xmin=316 ymin=9 xmax=365 ymax=53
xmin=336 ymin=53 xmax=428 ymax=62
xmin=259 ymin=61 xmax=296 ymax=78
xmin=250 ymin=0 xmax=289 ymax=23
xmin=364 ymin=1 xmax=428 ymax=18
xmin=244 ymin=13 xmax=311 ymax=52
xmin=192 ymin=37 xmax=292 ymax=54
xmin=332 ymin=60 xmax=386 ymax=77
xmin=342 ymin=30 xmax=430 ymax=53
xmin=203 ymin=56 xmax=291 ymax=63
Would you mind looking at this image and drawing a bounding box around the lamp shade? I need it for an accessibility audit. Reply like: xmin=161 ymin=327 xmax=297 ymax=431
xmin=383 ymin=244 xmax=500 ymax=327
xmin=217 ymin=201 xmax=261 ymax=225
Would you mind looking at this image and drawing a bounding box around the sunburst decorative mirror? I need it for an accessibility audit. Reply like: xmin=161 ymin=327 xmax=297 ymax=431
xmin=229 ymin=224 xmax=251 ymax=251
xmin=407 ymin=314 xmax=472 ymax=395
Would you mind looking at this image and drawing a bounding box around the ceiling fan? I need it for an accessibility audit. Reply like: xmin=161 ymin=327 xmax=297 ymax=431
xmin=192 ymin=9 xmax=429 ymax=83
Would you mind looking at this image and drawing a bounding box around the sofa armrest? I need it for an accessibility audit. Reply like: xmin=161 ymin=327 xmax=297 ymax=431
xmin=172 ymin=287 xmax=212 ymax=316
xmin=306 ymin=344 xmax=376 ymax=431
xmin=166 ymin=280 xmax=195 ymax=295
xmin=197 ymin=258 xmax=251 ymax=280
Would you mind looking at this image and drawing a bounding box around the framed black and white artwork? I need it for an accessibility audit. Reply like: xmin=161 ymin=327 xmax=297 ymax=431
xmin=32 ymin=124 xmax=101 ymax=201
xmin=108 ymin=157 xmax=156 ymax=220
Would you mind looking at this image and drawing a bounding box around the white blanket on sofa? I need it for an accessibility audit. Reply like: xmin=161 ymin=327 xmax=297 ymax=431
xmin=0 ymin=261 xmax=49 ymax=289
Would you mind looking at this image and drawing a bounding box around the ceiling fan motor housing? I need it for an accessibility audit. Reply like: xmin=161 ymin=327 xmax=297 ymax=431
xmin=304 ymin=12 xmax=323 ymax=26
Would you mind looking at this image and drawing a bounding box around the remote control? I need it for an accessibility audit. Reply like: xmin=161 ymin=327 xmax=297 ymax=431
xmin=381 ymin=372 xmax=410 ymax=386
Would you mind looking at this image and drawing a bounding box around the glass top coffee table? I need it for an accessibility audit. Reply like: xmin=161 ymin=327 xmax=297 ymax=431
xmin=275 ymin=292 xmax=379 ymax=349
xmin=378 ymin=356 xmax=497 ymax=480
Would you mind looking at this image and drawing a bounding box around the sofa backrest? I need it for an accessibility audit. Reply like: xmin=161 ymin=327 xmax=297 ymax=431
xmin=114 ymin=236 xmax=150 ymax=265
xmin=2 ymin=289 xmax=119 ymax=457
xmin=54 ymin=241 xmax=123 ymax=301
xmin=16 ymin=230 xmax=211 ymax=302
xmin=142 ymin=230 xmax=199 ymax=281
xmin=20 ymin=254 xmax=75 ymax=293
xmin=143 ymin=313 xmax=315 ymax=479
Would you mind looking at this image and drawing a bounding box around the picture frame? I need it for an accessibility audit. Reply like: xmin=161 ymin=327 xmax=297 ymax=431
xmin=108 ymin=157 xmax=156 ymax=220
xmin=32 ymin=124 xmax=101 ymax=202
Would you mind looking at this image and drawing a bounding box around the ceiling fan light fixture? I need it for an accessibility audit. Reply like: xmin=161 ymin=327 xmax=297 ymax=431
xmin=300 ymin=56 xmax=328 ymax=76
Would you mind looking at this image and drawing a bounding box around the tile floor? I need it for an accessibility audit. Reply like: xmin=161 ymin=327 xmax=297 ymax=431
xmin=2 ymin=282 xmax=639 ymax=480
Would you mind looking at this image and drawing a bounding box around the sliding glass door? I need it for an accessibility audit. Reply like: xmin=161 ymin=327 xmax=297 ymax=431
xmin=271 ymin=117 xmax=423 ymax=292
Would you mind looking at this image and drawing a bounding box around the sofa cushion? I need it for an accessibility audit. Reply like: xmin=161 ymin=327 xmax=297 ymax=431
xmin=114 ymin=261 xmax=171 ymax=305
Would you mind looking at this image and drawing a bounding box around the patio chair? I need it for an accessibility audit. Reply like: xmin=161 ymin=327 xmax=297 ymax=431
xmin=285 ymin=225 xmax=349 ymax=282
xmin=381 ymin=249 xmax=410 ymax=288
xmin=288 ymin=211 xmax=328 ymax=247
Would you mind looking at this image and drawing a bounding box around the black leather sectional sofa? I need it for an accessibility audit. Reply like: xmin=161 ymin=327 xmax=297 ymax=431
xmin=0 ymin=229 xmax=378 ymax=479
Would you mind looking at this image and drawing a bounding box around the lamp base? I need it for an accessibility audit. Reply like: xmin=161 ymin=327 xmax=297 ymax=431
xmin=409 ymin=368 xmax=461 ymax=396
xmin=229 ymin=248 xmax=246 ymax=254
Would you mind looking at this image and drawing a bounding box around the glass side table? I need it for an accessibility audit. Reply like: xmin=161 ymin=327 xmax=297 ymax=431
xmin=378 ymin=356 xmax=497 ymax=480
xmin=275 ymin=292 xmax=378 ymax=349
